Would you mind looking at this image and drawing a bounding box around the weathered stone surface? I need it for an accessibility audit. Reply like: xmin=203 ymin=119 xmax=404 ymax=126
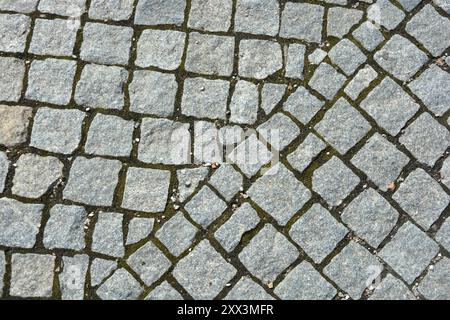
xmin=0 ymin=13 xmax=30 ymax=53
xmin=436 ymin=218 xmax=450 ymax=252
xmin=185 ymin=185 xmax=227 ymax=227
xmin=0 ymin=57 xmax=25 ymax=102
xmin=0 ymin=250 xmax=4 ymax=293
xmin=135 ymin=0 xmax=186 ymax=26
xmin=209 ymin=164 xmax=243 ymax=202
xmin=285 ymin=43 xmax=306 ymax=79
xmin=369 ymin=274 xmax=415 ymax=300
xmin=327 ymin=7 xmax=363 ymax=38
xmin=261 ymin=83 xmax=286 ymax=115
xmin=283 ymin=86 xmax=324 ymax=124
xmin=29 ymin=18 xmax=78 ymax=56
xmin=156 ymin=212 xmax=197 ymax=256
xmin=0 ymin=152 xmax=8 ymax=192
xmin=126 ymin=217 xmax=154 ymax=245
xmin=38 ymin=0 xmax=87 ymax=16
xmin=225 ymin=277 xmax=274 ymax=300
xmin=367 ymin=0 xmax=405 ymax=30
xmin=97 ymin=268 xmax=142 ymax=300
xmin=0 ymin=0 xmax=39 ymax=13
xmin=89 ymin=0 xmax=134 ymax=21
xmin=344 ymin=65 xmax=378 ymax=100
xmin=177 ymin=167 xmax=209 ymax=202
xmin=352 ymin=21 xmax=384 ymax=51
xmin=189 ymin=0 xmax=232 ymax=32
xmin=145 ymin=281 xmax=183 ymax=300
xmin=280 ymin=3 xmax=324 ymax=43
xmin=239 ymin=39 xmax=282 ymax=79
xmin=308 ymin=48 xmax=327 ymax=65
xmin=417 ymin=258 xmax=450 ymax=300
xmin=0 ymin=105 xmax=32 ymax=147
xmin=257 ymin=113 xmax=300 ymax=151
xmin=287 ymin=134 xmax=326 ymax=173
xmin=230 ymin=80 xmax=259 ymax=125
xmin=59 ymin=254 xmax=89 ymax=300
xmin=309 ymin=63 xmax=346 ymax=100
xmin=235 ymin=0 xmax=278 ymax=36
xmin=90 ymin=258 xmax=117 ymax=287
xmin=92 ymin=212 xmax=124 ymax=258
xmin=328 ymin=39 xmax=366 ymax=76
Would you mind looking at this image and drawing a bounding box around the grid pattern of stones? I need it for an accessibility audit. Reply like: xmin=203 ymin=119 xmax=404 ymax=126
xmin=0 ymin=0 xmax=449 ymax=300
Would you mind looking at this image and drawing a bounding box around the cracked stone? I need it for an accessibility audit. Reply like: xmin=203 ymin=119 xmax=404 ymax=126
xmin=285 ymin=43 xmax=306 ymax=79
xmin=209 ymin=164 xmax=243 ymax=202
xmin=329 ymin=39 xmax=366 ymax=76
xmin=309 ymin=63 xmax=347 ymax=100
xmin=239 ymin=39 xmax=283 ymax=79
xmin=280 ymin=2 xmax=324 ymax=43
xmin=225 ymin=277 xmax=274 ymax=300
xmin=126 ymin=217 xmax=154 ymax=245
xmin=189 ymin=0 xmax=232 ymax=32
xmin=0 ymin=105 xmax=32 ymax=147
xmin=135 ymin=0 xmax=186 ymax=26
xmin=235 ymin=0 xmax=279 ymax=36
xmin=0 ymin=57 xmax=25 ymax=102
xmin=417 ymin=258 xmax=450 ymax=300
xmin=344 ymin=65 xmax=378 ymax=100
xmin=0 ymin=13 xmax=30 ymax=53
xmin=352 ymin=21 xmax=385 ymax=51
xmin=97 ymin=268 xmax=142 ymax=300
xmin=283 ymin=86 xmax=324 ymax=125
xmin=59 ymin=254 xmax=89 ymax=300
xmin=327 ymin=7 xmax=363 ymax=38
xmin=287 ymin=134 xmax=326 ymax=173
xmin=369 ymin=274 xmax=415 ymax=300
xmin=184 ymin=185 xmax=227 ymax=227
xmin=89 ymin=0 xmax=134 ymax=21
xmin=230 ymin=80 xmax=259 ymax=124
xmin=257 ymin=113 xmax=300 ymax=151
xmin=156 ymin=212 xmax=197 ymax=257
xmin=90 ymin=258 xmax=117 ymax=287
xmin=92 ymin=212 xmax=124 ymax=258
xmin=145 ymin=281 xmax=183 ymax=300
xmin=261 ymin=83 xmax=286 ymax=115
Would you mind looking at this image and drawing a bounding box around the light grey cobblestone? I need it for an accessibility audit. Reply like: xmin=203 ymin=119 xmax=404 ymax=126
xmin=0 ymin=105 xmax=32 ymax=147
xmin=225 ymin=277 xmax=274 ymax=300
xmin=0 ymin=57 xmax=25 ymax=102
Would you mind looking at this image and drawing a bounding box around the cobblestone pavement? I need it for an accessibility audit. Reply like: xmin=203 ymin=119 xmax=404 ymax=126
xmin=0 ymin=0 xmax=449 ymax=300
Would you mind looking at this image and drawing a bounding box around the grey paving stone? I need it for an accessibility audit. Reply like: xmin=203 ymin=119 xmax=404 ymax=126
xmin=329 ymin=39 xmax=366 ymax=76
xmin=287 ymin=134 xmax=326 ymax=173
xmin=239 ymin=224 xmax=298 ymax=284
xmin=135 ymin=29 xmax=185 ymax=70
xmin=173 ymin=240 xmax=237 ymax=300
xmin=239 ymin=39 xmax=282 ymax=80
xmin=0 ymin=198 xmax=43 ymax=248
xmin=122 ymin=167 xmax=170 ymax=213
xmin=185 ymin=185 xmax=227 ymax=227
xmin=209 ymin=164 xmax=243 ymax=202
xmin=92 ymin=212 xmax=124 ymax=258
xmin=30 ymin=107 xmax=85 ymax=155
xmin=177 ymin=167 xmax=209 ymax=202
xmin=89 ymin=0 xmax=134 ymax=21
xmin=352 ymin=21 xmax=385 ymax=51
xmin=0 ymin=57 xmax=25 ymax=102
xmin=342 ymin=188 xmax=398 ymax=248
xmin=312 ymin=156 xmax=360 ymax=207
xmin=393 ymin=168 xmax=448 ymax=230
xmin=257 ymin=113 xmax=300 ymax=151
xmin=85 ymin=113 xmax=134 ymax=157
xmin=261 ymin=83 xmax=286 ymax=115
xmin=0 ymin=13 xmax=30 ymax=53
xmin=75 ymin=64 xmax=128 ymax=110
xmin=194 ymin=121 xmax=222 ymax=164
xmin=308 ymin=48 xmax=327 ymax=65
xmin=441 ymin=157 xmax=450 ymax=189
xmin=327 ymin=7 xmax=363 ymax=38
xmin=90 ymin=258 xmax=117 ymax=287
xmin=10 ymin=253 xmax=55 ymax=298
xmin=43 ymin=204 xmax=86 ymax=251
xmin=351 ymin=133 xmax=409 ymax=191
xmin=126 ymin=217 xmax=154 ymax=245
xmin=235 ymin=0 xmax=279 ymax=36
xmin=374 ymin=35 xmax=427 ymax=81
xmin=408 ymin=65 xmax=450 ymax=117
xmin=379 ymin=222 xmax=439 ymax=284
xmin=156 ymin=212 xmax=197 ymax=256
xmin=96 ymin=268 xmax=142 ymax=300
xmin=434 ymin=0 xmax=450 ymax=13
xmin=417 ymin=258 xmax=450 ymax=300
xmin=189 ymin=0 xmax=232 ymax=32
xmin=275 ymin=261 xmax=336 ymax=300
xmin=29 ymin=18 xmax=78 ymax=57
xmin=215 ymin=203 xmax=260 ymax=252
xmin=135 ymin=0 xmax=186 ymax=26
xmin=219 ymin=125 xmax=245 ymax=149
xmin=309 ymin=63 xmax=347 ymax=100
xmin=367 ymin=0 xmax=405 ymax=30
xmin=280 ymin=2 xmax=324 ymax=43
xmin=0 ymin=105 xmax=32 ymax=147
xmin=26 ymin=58 xmax=76 ymax=105
xmin=59 ymin=254 xmax=89 ymax=300
xmin=0 ymin=152 xmax=8 ymax=192
xmin=63 ymin=157 xmax=122 ymax=206
xmin=225 ymin=277 xmax=274 ymax=300
xmin=0 ymin=0 xmax=39 ymax=13
xmin=369 ymin=274 xmax=415 ymax=300
xmin=399 ymin=113 xmax=450 ymax=167
xmin=127 ymin=241 xmax=171 ymax=286
xmin=12 ymin=153 xmax=63 ymax=198
xmin=230 ymin=80 xmax=258 ymax=125
xmin=324 ymin=241 xmax=383 ymax=299
xmin=360 ymin=77 xmax=420 ymax=136
xmin=181 ymin=77 xmax=229 ymax=120
xmin=248 ymin=164 xmax=311 ymax=226
xmin=0 ymin=250 xmax=4 ymax=293
xmin=406 ymin=4 xmax=450 ymax=56
xmin=285 ymin=43 xmax=306 ymax=79
xmin=185 ymin=33 xmax=234 ymax=76
xmin=397 ymin=0 xmax=421 ymax=11
xmin=283 ymin=86 xmax=324 ymax=124
xmin=145 ymin=281 xmax=183 ymax=300
xmin=436 ymin=218 xmax=450 ymax=252
xmin=344 ymin=65 xmax=378 ymax=100
xmin=290 ymin=204 xmax=348 ymax=263
xmin=38 ymin=0 xmax=87 ymax=16
xmin=80 ymin=22 xmax=132 ymax=65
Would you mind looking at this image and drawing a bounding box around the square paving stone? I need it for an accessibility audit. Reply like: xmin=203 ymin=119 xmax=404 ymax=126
xmin=436 ymin=218 xmax=450 ymax=252
xmin=360 ymin=77 xmax=420 ymax=136
xmin=177 ymin=167 xmax=209 ymax=202
xmin=181 ymin=77 xmax=229 ymax=120
xmin=0 ymin=0 xmax=39 ymax=13
xmin=63 ymin=157 xmax=122 ymax=206
xmin=30 ymin=107 xmax=85 ymax=154
xmin=92 ymin=212 xmax=124 ymax=258
xmin=261 ymin=83 xmax=286 ymax=115
xmin=328 ymin=39 xmax=366 ymax=76
xmin=59 ymin=254 xmax=89 ymax=300
xmin=185 ymin=32 xmax=234 ymax=76
xmin=43 ymin=204 xmax=86 ymax=251
xmin=367 ymin=0 xmax=405 ymax=30
xmin=324 ymin=241 xmax=383 ymax=299
xmin=10 ymin=254 xmax=55 ymax=298
xmin=135 ymin=29 xmax=185 ymax=70
xmin=0 ymin=13 xmax=30 ymax=53
xmin=408 ymin=65 xmax=450 ymax=117
xmin=239 ymin=224 xmax=298 ymax=284
xmin=26 ymin=58 xmax=77 ymax=105
xmin=138 ymin=118 xmax=190 ymax=165
xmin=209 ymin=164 xmax=243 ymax=202
xmin=399 ymin=113 xmax=450 ymax=167
xmin=38 ymin=0 xmax=87 ymax=16
xmin=122 ymin=167 xmax=170 ymax=213
xmin=239 ymin=39 xmax=282 ymax=80
xmin=96 ymin=268 xmax=142 ymax=300
xmin=351 ymin=133 xmax=409 ymax=191
xmin=257 ymin=113 xmax=300 ymax=151
xmin=327 ymin=7 xmax=363 ymax=39
xmin=225 ymin=277 xmax=274 ymax=300
xmin=189 ymin=0 xmax=233 ymax=32
xmin=283 ymin=86 xmax=324 ymax=124
xmin=369 ymin=274 xmax=415 ymax=300
xmin=0 ymin=152 xmax=8 ymax=192
xmin=374 ymin=35 xmax=427 ymax=81
xmin=12 ymin=153 xmax=63 ymax=198
xmin=235 ymin=0 xmax=279 ymax=36
xmin=85 ymin=113 xmax=134 ymax=157
xmin=280 ymin=2 xmax=324 ymax=43
xmin=230 ymin=80 xmax=258 ymax=125
xmin=406 ymin=4 xmax=450 ymax=56
xmin=342 ymin=188 xmax=399 ymax=248
xmin=287 ymin=134 xmax=326 ymax=173
xmin=379 ymin=221 xmax=439 ymax=284
xmin=0 ymin=57 xmax=25 ymax=102
xmin=285 ymin=43 xmax=306 ymax=79
xmin=344 ymin=65 xmax=378 ymax=101
xmin=393 ymin=168 xmax=448 ymax=230
xmin=275 ymin=261 xmax=336 ymax=300
xmin=309 ymin=63 xmax=347 ymax=100
xmin=80 ymin=22 xmax=133 ymax=66
xmin=126 ymin=217 xmax=154 ymax=245
xmin=29 ymin=18 xmax=78 ymax=57
xmin=352 ymin=21 xmax=385 ymax=51
xmin=248 ymin=164 xmax=311 ymax=226
xmin=75 ymin=64 xmax=128 ymax=110
xmin=315 ymin=98 xmax=371 ymax=155
xmin=184 ymin=185 xmax=227 ymax=227
xmin=156 ymin=212 xmax=197 ymax=256
xmin=89 ymin=0 xmax=134 ymax=21
xmin=0 ymin=198 xmax=43 ymax=248
xmin=145 ymin=281 xmax=183 ymax=300
xmin=312 ymin=156 xmax=360 ymax=207
xmin=127 ymin=241 xmax=171 ymax=286
xmin=135 ymin=0 xmax=186 ymax=26
xmin=173 ymin=240 xmax=237 ymax=300
xmin=417 ymin=258 xmax=450 ymax=300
